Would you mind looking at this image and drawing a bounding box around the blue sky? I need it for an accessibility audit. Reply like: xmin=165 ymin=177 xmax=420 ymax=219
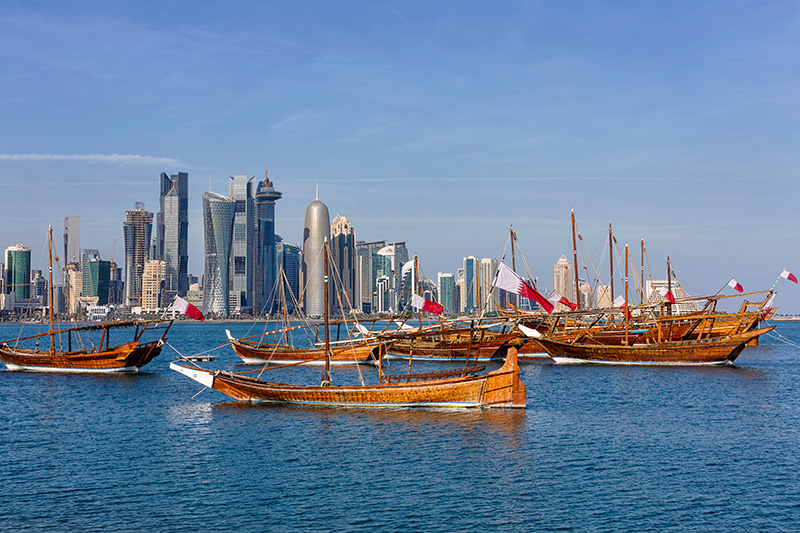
xmin=1 ymin=1 xmax=798 ymax=311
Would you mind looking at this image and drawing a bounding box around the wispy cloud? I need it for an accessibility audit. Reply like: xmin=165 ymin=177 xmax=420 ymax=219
xmin=0 ymin=153 xmax=180 ymax=165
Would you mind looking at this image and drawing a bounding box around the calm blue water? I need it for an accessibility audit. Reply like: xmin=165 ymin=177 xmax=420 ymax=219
xmin=1 ymin=321 xmax=799 ymax=531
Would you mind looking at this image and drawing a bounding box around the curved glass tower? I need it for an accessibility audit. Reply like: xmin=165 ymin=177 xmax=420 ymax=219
xmin=202 ymin=192 xmax=235 ymax=316
xmin=302 ymin=196 xmax=330 ymax=317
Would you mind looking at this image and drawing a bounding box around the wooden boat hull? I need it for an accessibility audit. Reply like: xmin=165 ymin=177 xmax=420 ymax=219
xmin=0 ymin=339 xmax=164 ymax=373
xmin=536 ymin=326 xmax=774 ymax=366
xmin=229 ymin=338 xmax=387 ymax=365
xmin=171 ymin=347 xmax=526 ymax=408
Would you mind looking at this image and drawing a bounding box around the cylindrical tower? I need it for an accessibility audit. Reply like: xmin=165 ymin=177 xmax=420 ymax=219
xmin=303 ymin=196 xmax=331 ymax=317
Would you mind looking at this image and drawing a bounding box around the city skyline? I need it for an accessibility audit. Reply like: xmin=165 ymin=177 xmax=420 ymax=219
xmin=1 ymin=2 xmax=797 ymax=312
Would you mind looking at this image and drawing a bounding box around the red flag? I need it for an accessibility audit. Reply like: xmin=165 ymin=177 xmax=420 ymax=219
xmin=495 ymin=264 xmax=554 ymax=314
xmin=411 ymin=294 xmax=444 ymax=315
xmin=781 ymin=269 xmax=797 ymax=283
xmin=172 ymin=296 xmax=205 ymax=321
xmin=728 ymin=278 xmax=744 ymax=293
xmin=658 ymin=287 xmax=675 ymax=303
xmin=550 ymin=291 xmax=577 ymax=311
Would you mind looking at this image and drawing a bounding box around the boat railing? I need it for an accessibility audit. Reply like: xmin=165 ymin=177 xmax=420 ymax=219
xmin=381 ymin=365 xmax=485 ymax=384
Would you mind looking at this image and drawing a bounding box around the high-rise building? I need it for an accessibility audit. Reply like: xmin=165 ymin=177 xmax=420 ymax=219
xmin=356 ymin=240 xmax=385 ymax=314
xmin=141 ymin=259 xmax=166 ymax=309
xmin=202 ymin=192 xmax=235 ymax=316
xmin=82 ymin=249 xmax=111 ymax=305
xmin=460 ymin=256 xmax=479 ymax=313
xmin=123 ymin=202 xmax=153 ymax=307
xmin=302 ymin=193 xmax=331 ymax=317
xmin=553 ymin=255 xmax=575 ymax=311
xmin=253 ymin=172 xmax=282 ymax=314
xmin=330 ymin=215 xmax=356 ymax=314
xmin=228 ymin=175 xmax=255 ymax=313
xmin=279 ymin=241 xmax=301 ymax=313
xmin=157 ymin=172 xmax=189 ymax=301
xmin=438 ymin=272 xmax=455 ymax=314
xmin=63 ymin=216 xmax=80 ymax=264
xmin=480 ymin=257 xmax=498 ymax=313
xmin=5 ymin=244 xmax=31 ymax=299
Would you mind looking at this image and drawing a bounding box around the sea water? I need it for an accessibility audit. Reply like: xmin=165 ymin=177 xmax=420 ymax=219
xmin=1 ymin=321 xmax=798 ymax=531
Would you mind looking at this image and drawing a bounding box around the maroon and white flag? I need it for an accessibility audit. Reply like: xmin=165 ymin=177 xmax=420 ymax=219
xmin=411 ymin=294 xmax=444 ymax=315
xmin=612 ymin=295 xmax=626 ymax=308
xmin=172 ymin=296 xmax=205 ymax=321
xmin=781 ymin=269 xmax=797 ymax=283
xmin=550 ymin=291 xmax=577 ymax=311
xmin=728 ymin=278 xmax=744 ymax=293
xmin=762 ymin=293 xmax=776 ymax=314
xmin=658 ymin=287 xmax=675 ymax=303
xmin=495 ymin=263 xmax=554 ymax=314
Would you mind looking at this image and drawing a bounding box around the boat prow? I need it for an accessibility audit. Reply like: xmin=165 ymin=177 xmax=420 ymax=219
xmin=170 ymin=362 xmax=216 ymax=388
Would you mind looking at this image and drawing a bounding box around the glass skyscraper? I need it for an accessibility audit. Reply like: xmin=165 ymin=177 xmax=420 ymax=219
xmin=228 ymin=175 xmax=255 ymax=313
xmin=63 ymin=216 xmax=80 ymax=265
xmin=157 ymin=172 xmax=189 ymax=301
xmin=254 ymin=173 xmax=282 ymax=314
xmin=202 ymin=192 xmax=235 ymax=316
xmin=82 ymin=249 xmax=111 ymax=305
xmin=5 ymin=244 xmax=31 ymax=299
xmin=330 ymin=215 xmax=356 ymax=314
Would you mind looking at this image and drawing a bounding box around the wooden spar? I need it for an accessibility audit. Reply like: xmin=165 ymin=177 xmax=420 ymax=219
xmin=625 ymin=244 xmax=630 ymax=345
xmin=571 ymin=210 xmax=580 ymax=309
xmin=510 ymin=226 xmax=517 ymax=308
xmin=667 ymin=256 xmax=673 ymax=316
xmin=609 ymin=224 xmax=615 ymax=304
xmin=323 ymin=239 xmax=331 ymax=386
xmin=47 ymin=225 xmax=55 ymax=355
xmin=640 ymin=239 xmax=645 ymax=305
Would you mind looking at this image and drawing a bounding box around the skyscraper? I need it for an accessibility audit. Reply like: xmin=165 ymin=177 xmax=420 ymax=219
xmin=438 ymin=272 xmax=455 ymax=314
xmin=279 ymin=242 xmax=301 ymax=313
xmin=202 ymin=191 xmax=235 ymax=316
xmin=330 ymin=215 xmax=356 ymax=314
xmin=356 ymin=240 xmax=386 ymax=313
xmin=302 ymin=193 xmax=330 ymax=317
xmin=141 ymin=259 xmax=166 ymax=309
xmin=553 ymin=255 xmax=575 ymax=311
xmin=157 ymin=171 xmax=189 ymax=300
xmin=63 ymin=216 xmax=80 ymax=265
xmin=480 ymin=257 xmax=498 ymax=313
xmin=228 ymin=175 xmax=255 ymax=313
xmin=460 ymin=256 xmax=479 ymax=313
xmin=123 ymin=202 xmax=153 ymax=307
xmin=5 ymin=244 xmax=31 ymax=299
xmin=81 ymin=249 xmax=111 ymax=305
xmin=253 ymin=172 xmax=282 ymax=314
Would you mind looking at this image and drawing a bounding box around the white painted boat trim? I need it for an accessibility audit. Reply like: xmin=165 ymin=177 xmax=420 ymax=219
xmin=2 ymin=363 xmax=139 ymax=373
xmin=170 ymin=362 xmax=215 ymax=388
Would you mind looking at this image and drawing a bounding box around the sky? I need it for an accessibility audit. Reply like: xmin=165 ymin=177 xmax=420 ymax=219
xmin=1 ymin=1 xmax=798 ymax=311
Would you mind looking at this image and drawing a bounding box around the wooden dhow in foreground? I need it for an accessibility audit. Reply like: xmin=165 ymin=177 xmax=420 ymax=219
xmin=171 ymin=343 xmax=526 ymax=408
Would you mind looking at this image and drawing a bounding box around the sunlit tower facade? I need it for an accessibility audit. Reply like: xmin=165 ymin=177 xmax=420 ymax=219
xmin=228 ymin=175 xmax=255 ymax=313
xmin=302 ymin=193 xmax=331 ymax=317
xmin=202 ymin=192 xmax=235 ymax=316
xmin=5 ymin=244 xmax=31 ymax=299
xmin=330 ymin=215 xmax=356 ymax=314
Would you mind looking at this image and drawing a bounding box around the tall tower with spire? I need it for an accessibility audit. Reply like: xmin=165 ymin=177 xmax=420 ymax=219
xmin=253 ymin=171 xmax=282 ymax=314
xmin=303 ymin=188 xmax=331 ymax=316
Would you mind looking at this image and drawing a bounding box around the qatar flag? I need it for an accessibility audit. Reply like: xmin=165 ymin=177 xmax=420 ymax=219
xmin=411 ymin=294 xmax=444 ymax=315
xmin=172 ymin=296 xmax=205 ymax=321
xmin=495 ymin=264 xmax=554 ymax=314
xmin=658 ymin=287 xmax=675 ymax=303
xmin=781 ymin=269 xmax=798 ymax=283
xmin=762 ymin=293 xmax=776 ymax=314
xmin=612 ymin=295 xmax=626 ymax=308
xmin=550 ymin=291 xmax=577 ymax=311
xmin=728 ymin=278 xmax=744 ymax=293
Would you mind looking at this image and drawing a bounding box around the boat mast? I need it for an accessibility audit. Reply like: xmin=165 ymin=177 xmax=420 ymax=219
xmin=667 ymin=256 xmax=673 ymax=316
xmin=640 ymin=239 xmax=645 ymax=305
xmin=48 ymin=225 xmax=55 ymax=355
xmin=571 ymin=210 xmax=580 ymax=309
xmin=510 ymin=226 xmax=517 ymax=309
xmin=608 ymin=224 xmax=614 ymax=304
xmin=624 ymin=244 xmax=630 ymax=346
xmin=323 ymin=239 xmax=331 ymax=386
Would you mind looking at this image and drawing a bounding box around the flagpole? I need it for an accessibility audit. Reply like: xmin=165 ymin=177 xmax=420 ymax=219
xmin=711 ymin=277 xmax=735 ymax=298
